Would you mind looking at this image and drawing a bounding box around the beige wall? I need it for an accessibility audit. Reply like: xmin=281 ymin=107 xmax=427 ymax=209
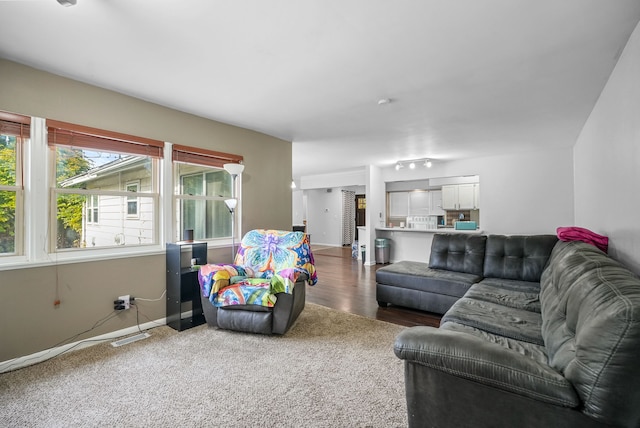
xmin=0 ymin=59 xmax=293 ymax=361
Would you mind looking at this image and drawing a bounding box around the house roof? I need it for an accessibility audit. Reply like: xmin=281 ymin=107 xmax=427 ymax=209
xmin=1 ymin=1 xmax=640 ymax=180
xmin=59 ymin=156 xmax=143 ymax=187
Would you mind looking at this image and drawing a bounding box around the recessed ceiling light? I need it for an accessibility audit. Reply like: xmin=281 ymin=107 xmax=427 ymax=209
xmin=377 ymin=98 xmax=391 ymax=106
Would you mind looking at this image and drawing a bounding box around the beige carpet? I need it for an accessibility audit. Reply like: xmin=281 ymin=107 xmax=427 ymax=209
xmin=0 ymin=304 xmax=408 ymax=427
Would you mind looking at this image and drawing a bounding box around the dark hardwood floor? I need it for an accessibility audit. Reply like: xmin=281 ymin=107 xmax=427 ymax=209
xmin=307 ymin=246 xmax=441 ymax=328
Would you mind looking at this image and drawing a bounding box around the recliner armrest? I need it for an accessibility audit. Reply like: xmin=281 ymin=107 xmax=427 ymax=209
xmin=394 ymin=327 xmax=579 ymax=407
xmin=271 ymin=278 xmax=307 ymax=334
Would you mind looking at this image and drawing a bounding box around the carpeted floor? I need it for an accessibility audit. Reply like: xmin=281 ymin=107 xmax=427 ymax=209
xmin=0 ymin=303 xmax=408 ymax=427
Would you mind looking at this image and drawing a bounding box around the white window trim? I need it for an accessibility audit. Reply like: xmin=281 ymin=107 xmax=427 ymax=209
xmin=160 ymin=143 xmax=173 ymax=248
xmin=25 ymin=117 xmax=48 ymax=263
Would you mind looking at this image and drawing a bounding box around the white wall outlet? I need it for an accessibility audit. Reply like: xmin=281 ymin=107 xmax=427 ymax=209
xmin=119 ymin=294 xmax=130 ymax=310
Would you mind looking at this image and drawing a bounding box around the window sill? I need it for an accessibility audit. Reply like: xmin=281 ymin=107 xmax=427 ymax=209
xmin=0 ymin=246 xmax=165 ymax=271
xmin=0 ymin=240 xmax=235 ymax=271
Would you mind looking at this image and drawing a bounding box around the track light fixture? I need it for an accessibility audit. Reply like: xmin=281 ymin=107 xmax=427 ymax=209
xmin=395 ymin=158 xmax=434 ymax=170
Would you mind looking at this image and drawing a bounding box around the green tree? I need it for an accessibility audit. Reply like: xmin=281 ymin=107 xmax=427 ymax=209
xmin=0 ymin=136 xmax=17 ymax=253
xmin=0 ymin=136 xmax=92 ymax=252
xmin=56 ymin=147 xmax=91 ymax=248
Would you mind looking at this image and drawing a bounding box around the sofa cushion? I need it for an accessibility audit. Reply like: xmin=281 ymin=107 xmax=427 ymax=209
xmin=440 ymin=320 xmax=548 ymax=364
xmin=376 ymin=283 xmax=462 ymax=315
xmin=394 ymin=326 xmax=579 ymax=408
xmin=376 ymin=260 xmax=481 ymax=298
xmin=428 ymin=233 xmax=487 ymax=276
xmin=540 ymin=240 xmax=640 ymax=426
xmin=467 ymin=278 xmax=541 ymax=313
xmin=442 ymin=297 xmax=544 ymax=345
xmin=483 ymin=234 xmax=557 ymax=282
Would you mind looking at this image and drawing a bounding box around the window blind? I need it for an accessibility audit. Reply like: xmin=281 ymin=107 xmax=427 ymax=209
xmin=0 ymin=111 xmax=31 ymax=138
xmin=172 ymin=144 xmax=243 ymax=168
xmin=47 ymin=119 xmax=164 ymax=158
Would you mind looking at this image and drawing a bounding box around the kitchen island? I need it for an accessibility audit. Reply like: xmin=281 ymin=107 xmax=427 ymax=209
xmin=375 ymin=227 xmax=482 ymax=263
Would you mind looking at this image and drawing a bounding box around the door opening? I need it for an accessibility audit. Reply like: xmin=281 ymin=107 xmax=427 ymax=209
xmin=355 ymin=194 xmax=366 ymax=240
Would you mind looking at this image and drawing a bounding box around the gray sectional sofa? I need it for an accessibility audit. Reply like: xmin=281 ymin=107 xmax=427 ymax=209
xmin=376 ymin=233 xmax=558 ymax=315
xmin=390 ymin=235 xmax=640 ymax=427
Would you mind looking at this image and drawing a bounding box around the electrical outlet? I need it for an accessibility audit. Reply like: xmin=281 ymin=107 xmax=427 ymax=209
xmin=119 ymin=294 xmax=130 ymax=310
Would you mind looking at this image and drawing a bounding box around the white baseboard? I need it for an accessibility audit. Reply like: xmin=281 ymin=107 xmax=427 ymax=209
xmin=0 ymin=317 xmax=166 ymax=374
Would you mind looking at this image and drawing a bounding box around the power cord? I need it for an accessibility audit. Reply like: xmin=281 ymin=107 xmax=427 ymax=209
xmin=130 ymin=302 xmax=143 ymax=333
xmin=1 ymin=310 xmax=120 ymax=373
xmin=130 ymin=290 xmax=166 ymax=332
xmin=2 ymin=290 xmax=167 ymax=373
xmin=133 ymin=290 xmax=166 ymax=302
xmin=132 ymin=307 xmax=167 ymax=329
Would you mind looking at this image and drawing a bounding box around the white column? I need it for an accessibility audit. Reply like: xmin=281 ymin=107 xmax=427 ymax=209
xmin=364 ymin=165 xmax=384 ymax=266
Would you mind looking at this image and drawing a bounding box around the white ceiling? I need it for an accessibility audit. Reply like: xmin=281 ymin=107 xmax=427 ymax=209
xmin=2 ymin=1 xmax=640 ymax=180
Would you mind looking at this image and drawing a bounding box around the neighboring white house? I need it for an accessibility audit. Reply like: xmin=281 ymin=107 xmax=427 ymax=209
xmin=60 ymin=155 xmax=232 ymax=249
xmin=60 ymin=156 xmax=155 ymax=248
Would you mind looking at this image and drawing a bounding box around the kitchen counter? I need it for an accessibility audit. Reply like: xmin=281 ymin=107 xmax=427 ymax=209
xmin=375 ymin=227 xmax=483 ymax=263
xmin=376 ymin=227 xmax=482 ymax=234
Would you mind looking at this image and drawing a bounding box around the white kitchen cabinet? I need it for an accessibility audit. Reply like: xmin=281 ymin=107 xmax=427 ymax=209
xmin=441 ymin=185 xmax=458 ymax=210
xmin=442 ymin=184 xmax=479 ymax=210
xmin=458 ymin=184 xmax=476 ymax=209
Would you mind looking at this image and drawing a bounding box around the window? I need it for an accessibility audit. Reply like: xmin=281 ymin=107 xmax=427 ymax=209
xmin=126 ymin=181 xmax=139 ymax=217
xmin=0 ymin=111 xmax=29 ymax=256
xmin=0 ymin=111 xmax=247 ymax=268
xmin=178 ymin=168 xmax=231 ymax=240
xmin=86 ymin=195 xmax=99 ymax=224
xmin=48 ymin=120 xmax=163 ymax=250
xmin=172 ymin=145 xmax=243 ymax=242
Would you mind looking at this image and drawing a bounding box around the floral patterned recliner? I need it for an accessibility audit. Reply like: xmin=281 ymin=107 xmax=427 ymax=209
xmin=198 ymin=229 xmax=317 ymax=334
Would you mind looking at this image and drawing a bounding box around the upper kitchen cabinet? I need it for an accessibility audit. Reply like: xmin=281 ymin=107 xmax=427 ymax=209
xmin=441 ymin=185 xmax=456 ymax=210
xmin=442 ymin=184 xmax=479 ymax=210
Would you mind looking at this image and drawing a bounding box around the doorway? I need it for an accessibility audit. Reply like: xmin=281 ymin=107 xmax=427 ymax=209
xmin=355 ymin=194 xmax=366 ymax=240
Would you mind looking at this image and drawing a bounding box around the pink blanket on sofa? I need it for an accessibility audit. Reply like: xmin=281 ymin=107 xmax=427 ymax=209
xmin=556 ymin=226 xmax=608 ymax=253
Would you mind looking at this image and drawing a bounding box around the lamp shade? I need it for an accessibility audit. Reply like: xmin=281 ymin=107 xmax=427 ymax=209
xmin=223 ymin=163 xmax=245 ymax=176
xmin=225 ymin=198 xmax=237 ymax=210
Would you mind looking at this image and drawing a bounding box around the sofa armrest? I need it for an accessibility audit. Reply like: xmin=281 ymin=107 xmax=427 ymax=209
xmin=271 ymin=278 xmax=306 ymax=334
xmin=394 ymin=326 xmax=579 ymax=407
